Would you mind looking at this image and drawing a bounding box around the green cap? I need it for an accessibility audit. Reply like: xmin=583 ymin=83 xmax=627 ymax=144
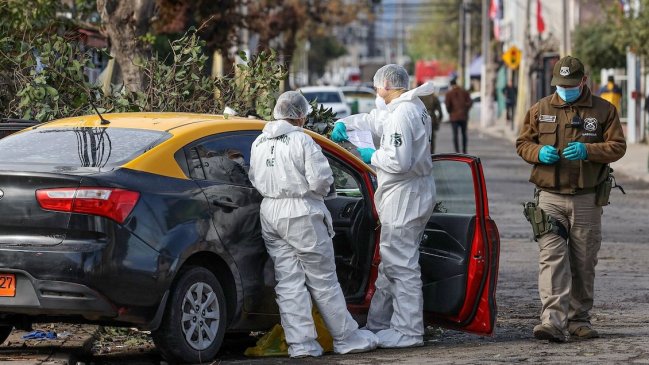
xmin=551 ymin=56 xmax=585 ymax=86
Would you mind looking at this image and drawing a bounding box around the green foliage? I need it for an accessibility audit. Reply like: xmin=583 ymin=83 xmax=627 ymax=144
xmin=1 ymin=28 xmax=288 ymax=122
xmin=573 ymin=22 xmax=625 ymax=76
xmin=606 ymin=0 xmax=649 ymax=60
xmin=0 ymin=0 xmax=62 ymax=34
xmin=219 ymin=50 xmax=288 ymax=120
xmin=5 ymin=35 xmax=103 ymax=121
xmin=307 ymin=36 xmax=347 ymax=78
xmin=304 ymin=98 xmax=337 ymax=136
xmin=406 ymin=0 xmax=479 ymax=63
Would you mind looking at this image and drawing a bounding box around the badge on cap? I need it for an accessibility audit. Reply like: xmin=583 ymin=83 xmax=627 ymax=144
xmin=560 ymin=67 xmax=570 ymax=76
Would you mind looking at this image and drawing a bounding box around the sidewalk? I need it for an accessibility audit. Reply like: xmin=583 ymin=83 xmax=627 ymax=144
xmin=473 ymin=121 xmax=649 ymax=183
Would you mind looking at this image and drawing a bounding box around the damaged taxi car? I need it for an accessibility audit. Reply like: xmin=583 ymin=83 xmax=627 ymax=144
xmin=0 ymin=113 xmax=500 ymax=363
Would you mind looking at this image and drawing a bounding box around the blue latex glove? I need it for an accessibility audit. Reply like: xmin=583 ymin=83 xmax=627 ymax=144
xmin=331 ymin=122 xmax=348 ymax=142
xmin=563 ymin=141 xmax=588 ymax=160
xmin=357 ymin=147 xmax=376 ymax=164
xmin=538 ymin=145 xmax=560 ymax=164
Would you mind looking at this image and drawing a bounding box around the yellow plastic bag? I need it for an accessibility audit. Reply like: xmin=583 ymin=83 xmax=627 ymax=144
xmin=244 ymin=308 xmax=333 ymax=357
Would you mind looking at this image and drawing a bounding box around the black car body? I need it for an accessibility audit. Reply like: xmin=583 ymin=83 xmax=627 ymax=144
xmin=0 ymin=113 xmax=500 ymax=362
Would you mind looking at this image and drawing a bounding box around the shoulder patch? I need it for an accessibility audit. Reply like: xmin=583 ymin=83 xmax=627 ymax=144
xmin=539 ymin=114 xmax=556 ymax=123
xmin=390 ymin=133 xmax=403 ymax=147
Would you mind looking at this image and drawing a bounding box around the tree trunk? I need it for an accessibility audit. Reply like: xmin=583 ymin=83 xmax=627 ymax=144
xmin=97 ymin=0 xmax=156 ymax=92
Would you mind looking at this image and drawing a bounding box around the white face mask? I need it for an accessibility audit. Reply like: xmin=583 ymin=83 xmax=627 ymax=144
xmin=375 ymin=95 xmax=387 ymax=111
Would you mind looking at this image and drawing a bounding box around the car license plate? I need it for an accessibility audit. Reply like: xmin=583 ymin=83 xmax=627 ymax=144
xmin=0 ymin=274 xmax=16 ymax=297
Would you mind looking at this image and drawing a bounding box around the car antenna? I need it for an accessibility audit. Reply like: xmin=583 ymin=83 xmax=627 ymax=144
xmin=88 ymin=95 xmax=110 ymax=125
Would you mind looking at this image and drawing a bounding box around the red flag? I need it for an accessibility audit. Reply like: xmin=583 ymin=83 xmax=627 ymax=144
xmin=489 ymin=0 xmax=499 ymax=20
xmin=537 ymin=0 xmax=546 ymax=34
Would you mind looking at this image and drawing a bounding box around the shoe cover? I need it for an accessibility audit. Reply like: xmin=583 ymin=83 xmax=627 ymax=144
xmin=333 ymin=329 xmax=379 ymax=354
xmin=288 ymin=340 xmax=323 ymax=358
xmin=376 ymin=328 xmax=424 ymax=348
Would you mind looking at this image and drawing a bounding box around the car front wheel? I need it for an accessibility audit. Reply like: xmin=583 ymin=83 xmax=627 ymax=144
xmin=152 ymin=266 xmax=227 ymax=363
xmin=0 ymin=326 xmax=12 ymax=345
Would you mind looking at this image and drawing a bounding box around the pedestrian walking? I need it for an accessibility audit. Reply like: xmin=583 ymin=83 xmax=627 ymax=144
xmin=502 ymin=81 xmax=517 ymax=126
xmin=597 ymin=75 xmax=623 ymax=112
xmin=419 ymin=87 xmax=444 ymax=153
xmin=516 ymin=56 xmax=626 ymax=342
xmin=445 ymin=79 xmax=472 ymax=153
xmin=331 ymin=64 xmax=436 ymax=348
xmin=249 ymin=91 xmax=378 ymax=358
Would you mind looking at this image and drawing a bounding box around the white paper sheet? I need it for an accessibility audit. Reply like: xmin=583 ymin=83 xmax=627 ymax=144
xmin=347 ymin=130 xmax=375 ymax=149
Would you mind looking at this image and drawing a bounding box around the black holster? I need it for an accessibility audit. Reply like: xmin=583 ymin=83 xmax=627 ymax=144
xmin=523 ymin=190 xmax=569 ymax=241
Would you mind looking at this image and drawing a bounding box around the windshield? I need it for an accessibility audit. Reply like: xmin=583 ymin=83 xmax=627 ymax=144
xmin=0 ymin=127 xmax=171 ymax=168
xmin=302 ymin=91 xmax=342 ymax=103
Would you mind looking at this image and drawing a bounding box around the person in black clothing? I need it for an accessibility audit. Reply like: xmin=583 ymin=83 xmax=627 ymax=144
xmin=502 ymin=81 xmax=517 ymax=126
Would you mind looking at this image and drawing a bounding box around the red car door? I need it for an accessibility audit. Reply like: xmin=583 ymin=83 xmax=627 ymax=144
xmin=420 ymin=154 xmax=500 ymax=335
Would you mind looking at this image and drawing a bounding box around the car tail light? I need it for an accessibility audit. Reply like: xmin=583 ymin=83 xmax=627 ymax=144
xmin=36 ymin=188 xmax=140 ymax=223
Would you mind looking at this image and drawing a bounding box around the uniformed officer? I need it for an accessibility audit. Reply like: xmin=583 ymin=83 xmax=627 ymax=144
xmin=516 ymin=56 xmax=626 ymax=342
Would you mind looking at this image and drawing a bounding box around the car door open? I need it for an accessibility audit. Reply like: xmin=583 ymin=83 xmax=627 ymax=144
xmin=421 ymin=154 xmax=500 ymax=336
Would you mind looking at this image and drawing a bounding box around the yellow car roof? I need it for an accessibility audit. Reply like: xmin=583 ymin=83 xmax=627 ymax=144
xmin=40 ymin=112 xmax=371 ymax=179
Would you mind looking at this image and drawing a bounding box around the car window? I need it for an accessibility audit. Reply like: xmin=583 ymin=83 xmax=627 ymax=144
xmin=432 ymin=160 xmax=476 ymax=214
xmin=302 ymin=91 xmax=342 ymax=103
xmin=186 ymin=132 xmax=260 ymax=186
xmin=0 ymin=127 xmax=170 ymax=168
xmin=328 ymin=158 xmax=361 ymax=197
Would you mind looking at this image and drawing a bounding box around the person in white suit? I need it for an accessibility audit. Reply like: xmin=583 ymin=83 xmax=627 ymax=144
xmin=249 ymin=91 xmax=378 ymax=358
xmin=331 ymin=65 xmax=437 ymax=348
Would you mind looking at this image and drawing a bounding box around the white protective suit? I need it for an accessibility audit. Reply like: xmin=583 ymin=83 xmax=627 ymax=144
xmin=249 ymin=118 xmax=378 ymax=357
xmin=339 ymin=82 xmax=437 ymax=348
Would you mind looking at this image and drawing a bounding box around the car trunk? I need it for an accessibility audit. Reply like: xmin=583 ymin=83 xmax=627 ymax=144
xmin=0 ymin=171 xmax=87 ymax=246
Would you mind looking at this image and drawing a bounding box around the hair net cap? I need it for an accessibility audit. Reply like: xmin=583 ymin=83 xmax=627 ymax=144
xmin=273 ymin=91 xmax=309 ymax=120
xmin=373 ymin=64 xmax=409 ymax=90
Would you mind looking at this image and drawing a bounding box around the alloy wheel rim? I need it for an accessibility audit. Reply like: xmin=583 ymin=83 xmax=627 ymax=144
xmin=181 ymin=282 xmax=220 ymax=351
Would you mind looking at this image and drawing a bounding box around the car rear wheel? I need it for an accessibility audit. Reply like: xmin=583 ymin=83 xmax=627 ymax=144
xmin=0 ymin=326 xmax=12 ymax=345
xmin=152 ymin=266 xmax=227 ymax=363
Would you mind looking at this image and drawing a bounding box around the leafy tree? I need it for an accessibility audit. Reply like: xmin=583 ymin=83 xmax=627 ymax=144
xmin=572 ymin=22 xmax=625 ymax=78
xmin=96 ymin=0 xmax=156 ymax=92
xmin=1 ymin=28 xmax=287 ymax=122
xmin=307 ymin=35 xmax=347 ymax=78
xmin=406 ymin=0 xmax=481 ymax=63
xmin=606 ymin=0 xmax=649 ymax=60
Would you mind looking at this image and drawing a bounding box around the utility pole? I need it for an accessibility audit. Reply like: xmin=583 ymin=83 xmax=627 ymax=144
xmin=561 ymin=0 xmax=568 ymax=56
xmin=459 ymin=1 xmax=465 ymax=85
xmin=465 ymin=1 xmax=472 ymax=89
xmin=514 ymin=0 xmax=532 ymax=132
xmin=480 ymin=0 xmax=492 ymax=128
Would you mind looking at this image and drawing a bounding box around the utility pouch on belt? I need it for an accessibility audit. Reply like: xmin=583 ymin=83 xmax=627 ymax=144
xmin=596 ymin=166 xmax=626 ymax=207
xmin=523 ymin=190 xmax=569 ymax=241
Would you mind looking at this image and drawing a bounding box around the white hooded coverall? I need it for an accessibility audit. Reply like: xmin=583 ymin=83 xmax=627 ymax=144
xmin=249 ymin=120 xmax=377 ymax=357
xmin=339 ymin=82 xmax=437 ymax=347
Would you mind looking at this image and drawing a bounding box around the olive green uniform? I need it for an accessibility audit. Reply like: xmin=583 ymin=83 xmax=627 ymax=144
xmin=516 ymin=87 xmax=626 ymax=335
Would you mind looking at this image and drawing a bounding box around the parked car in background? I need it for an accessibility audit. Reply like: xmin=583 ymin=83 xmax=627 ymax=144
xmin=0 ymin=113 xmax=500 ymax=363
xmin=298 ymin=86 xmax=351 ymax=119
xmin=340 ymin=86 xmax=376 ymax=114
xmin=0 ymin=119 xmax=40 ymax=139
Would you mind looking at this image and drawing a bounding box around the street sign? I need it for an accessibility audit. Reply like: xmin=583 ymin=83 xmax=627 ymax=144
xmin=502 ymin=46 xmax=522 ymax=70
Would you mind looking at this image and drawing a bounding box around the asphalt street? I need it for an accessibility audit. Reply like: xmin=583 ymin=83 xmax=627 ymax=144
xmin=1 ymin=121 xmax=648 ymax=364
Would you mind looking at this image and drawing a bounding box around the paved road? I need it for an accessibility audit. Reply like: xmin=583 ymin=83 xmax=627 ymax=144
xmin=2 ymin=122 xmax=648 ymax=364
